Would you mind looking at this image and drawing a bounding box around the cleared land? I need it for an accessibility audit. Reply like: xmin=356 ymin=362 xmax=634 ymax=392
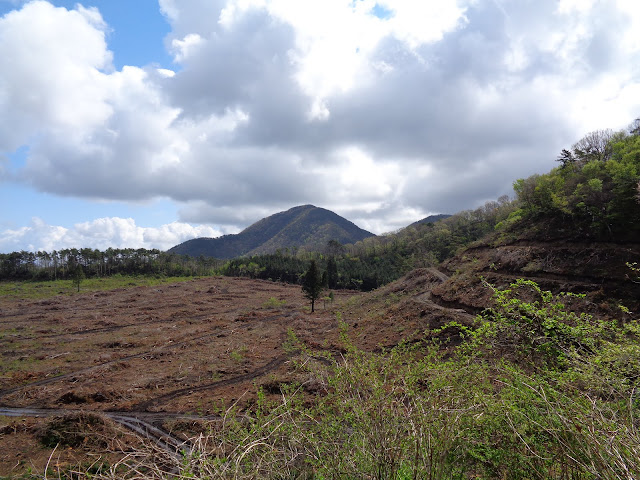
xmin=0 ymin=270 xmax=467 ymax=476
xmin=0 ymin=277 xmax=349 ymax=474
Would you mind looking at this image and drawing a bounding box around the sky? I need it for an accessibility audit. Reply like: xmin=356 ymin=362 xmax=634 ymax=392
xmin=1 ymin=0 xmax=639 ymax=253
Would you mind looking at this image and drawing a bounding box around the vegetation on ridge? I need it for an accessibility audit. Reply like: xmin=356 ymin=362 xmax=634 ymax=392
xmin=510 ymin=125 xmax=640 ymax=240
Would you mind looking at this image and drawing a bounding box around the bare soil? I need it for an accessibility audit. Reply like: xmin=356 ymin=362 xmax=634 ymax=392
xmin=433 ymin=240 xmax=640 ymax=318
xmin=0 ymin=274 xmax=461 ymax=476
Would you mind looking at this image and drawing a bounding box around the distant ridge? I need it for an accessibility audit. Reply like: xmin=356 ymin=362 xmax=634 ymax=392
xmin=168 ymin=205 xmax=375 ymax=259
xmin=408 ymin=214 xmax=451 ymax=228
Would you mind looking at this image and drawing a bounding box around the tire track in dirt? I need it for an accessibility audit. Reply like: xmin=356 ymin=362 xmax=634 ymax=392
xmin=0 ymin=406 xmax=199 ymax=459
xmin=133 ymin=352 xmax=295 ymax=411
xmin=0 ymin=308 xmax=233 ymax=346
xmin=2 ymin=312 xmax=221 ymax=342
xmin=0 ymin=317 xmax=169 ymax=346
xmin=107 ymin=413 xmax=192 ymax=459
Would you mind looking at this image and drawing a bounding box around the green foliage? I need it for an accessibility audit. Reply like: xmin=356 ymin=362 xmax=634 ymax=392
xmin=229 ymin=345 xmax=247 ymax=362
xmin=221 ymin=252 xmax=307 ymax=283
xmin=0 ymin=275 xmax=198 ymax=300
xmin=514 ymin=127 xmax=640 ymax=239
xmin=71 ymin=264 xmax=85 ymax=292
xmin=0 ymin=247 xmax=222 ymax=282
xmin=470 ymin=279 xmax=614 ymax=369
xmin=263 ymin=297 xmax=287 ymax=308
xmin=628 ymin=262 xmax=640 ymax=283
xmin=325 ymin=256 xmax=338 ymax=289
xmin=303 ymin=345 xmax=479 ymax=479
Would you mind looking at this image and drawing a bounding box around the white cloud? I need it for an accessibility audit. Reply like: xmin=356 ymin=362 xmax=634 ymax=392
xmin=0 ymin=2 xmax=247 ymax=201
xmin=171 ymin=33 xmax=204 ymax=62
xmin=0 ymin=1 xmax=113 ymax=151
xmin=0 ymin=217 xmax=221 ymax=253
xmin=379 ymin=0 xmax=468 ymax=48
xmin=214 ymin=0 xmax=467 ymax=119
xmin=316 ymin=146 xmax=405 ymax=204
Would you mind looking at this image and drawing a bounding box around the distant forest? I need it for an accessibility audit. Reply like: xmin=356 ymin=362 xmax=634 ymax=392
xmin=0 ymin=197 xmax=514 ymax=290
xmin=0 ymin=248 xmax=223 ymax=281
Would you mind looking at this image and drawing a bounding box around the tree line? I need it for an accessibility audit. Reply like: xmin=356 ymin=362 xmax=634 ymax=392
xmin=0 ymin=248 xmax=224 ymax=281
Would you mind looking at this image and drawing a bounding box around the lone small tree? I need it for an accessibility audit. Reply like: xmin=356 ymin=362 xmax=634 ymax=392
xmin=302 ymin=260 xmax=323 ymax=313
xmin=71 ymin=265 xmax=85 ymax=292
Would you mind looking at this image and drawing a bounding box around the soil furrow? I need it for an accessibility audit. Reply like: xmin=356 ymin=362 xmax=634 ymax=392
xmin=133 ymin=352 xmax=295 ymax=411
xmin=0 ymin=327 xmax=240 ymax=399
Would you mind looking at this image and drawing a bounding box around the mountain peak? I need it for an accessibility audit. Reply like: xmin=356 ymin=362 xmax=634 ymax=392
xmin=169 ymin=205 xmax=374 ymax=259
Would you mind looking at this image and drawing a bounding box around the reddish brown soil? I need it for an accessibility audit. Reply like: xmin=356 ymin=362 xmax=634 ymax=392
xmin=1 ymin=278 xmax=349 ymax=411
xmin=1 ymin=274 xmax=462 ymax=476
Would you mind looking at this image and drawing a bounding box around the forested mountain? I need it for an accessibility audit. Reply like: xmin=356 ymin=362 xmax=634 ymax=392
xmin=221 ymin=198 xmax=514 ymax=290
xmin=168 ymin=205 xmax=374 ymax=259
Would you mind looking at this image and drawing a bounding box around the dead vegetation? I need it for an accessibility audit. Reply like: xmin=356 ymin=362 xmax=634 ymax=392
xmin=0 ymin=276 xmax=380 ymax=475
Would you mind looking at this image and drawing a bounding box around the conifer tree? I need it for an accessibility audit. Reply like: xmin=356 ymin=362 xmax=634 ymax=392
xmin=72 ymin=265 xmax=85 ymax=292
xmin=302 ymin=260 xmax=323 ymax=312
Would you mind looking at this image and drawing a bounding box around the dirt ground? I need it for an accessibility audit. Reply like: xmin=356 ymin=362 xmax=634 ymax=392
xmin=0 ymin=274 xmax=455 ymax=476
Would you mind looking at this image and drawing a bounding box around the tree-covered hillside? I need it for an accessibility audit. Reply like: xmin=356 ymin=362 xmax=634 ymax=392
xmin=168 ymin=205 xmax=375 ymax=259
xmin=406 ymin=213 xmax=452 ymax=228
xmin=509 ymin=124 xmax=640 ymax=240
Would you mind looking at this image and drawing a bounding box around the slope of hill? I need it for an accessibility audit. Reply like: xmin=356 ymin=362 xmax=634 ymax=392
xmin=407 ymin=213 xmax=451 ymax=228
xmin=373 ymin=127 xmax=640 ymax=323
xmin=422 ymin=131 xmax=640 ymax=319
xmin=430 ymin=233 xmax=640 ymax=319
xmin=169 ymin=205 xmax=375 ymax=259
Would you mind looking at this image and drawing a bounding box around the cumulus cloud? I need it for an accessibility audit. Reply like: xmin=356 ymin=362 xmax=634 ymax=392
xmin=0 ymin=1 xmax=113 ymax=151
xmin=0 ymin=217 xmax=221 ymax=252
xmin=1 ymin=0 xmax=640 ymax=251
